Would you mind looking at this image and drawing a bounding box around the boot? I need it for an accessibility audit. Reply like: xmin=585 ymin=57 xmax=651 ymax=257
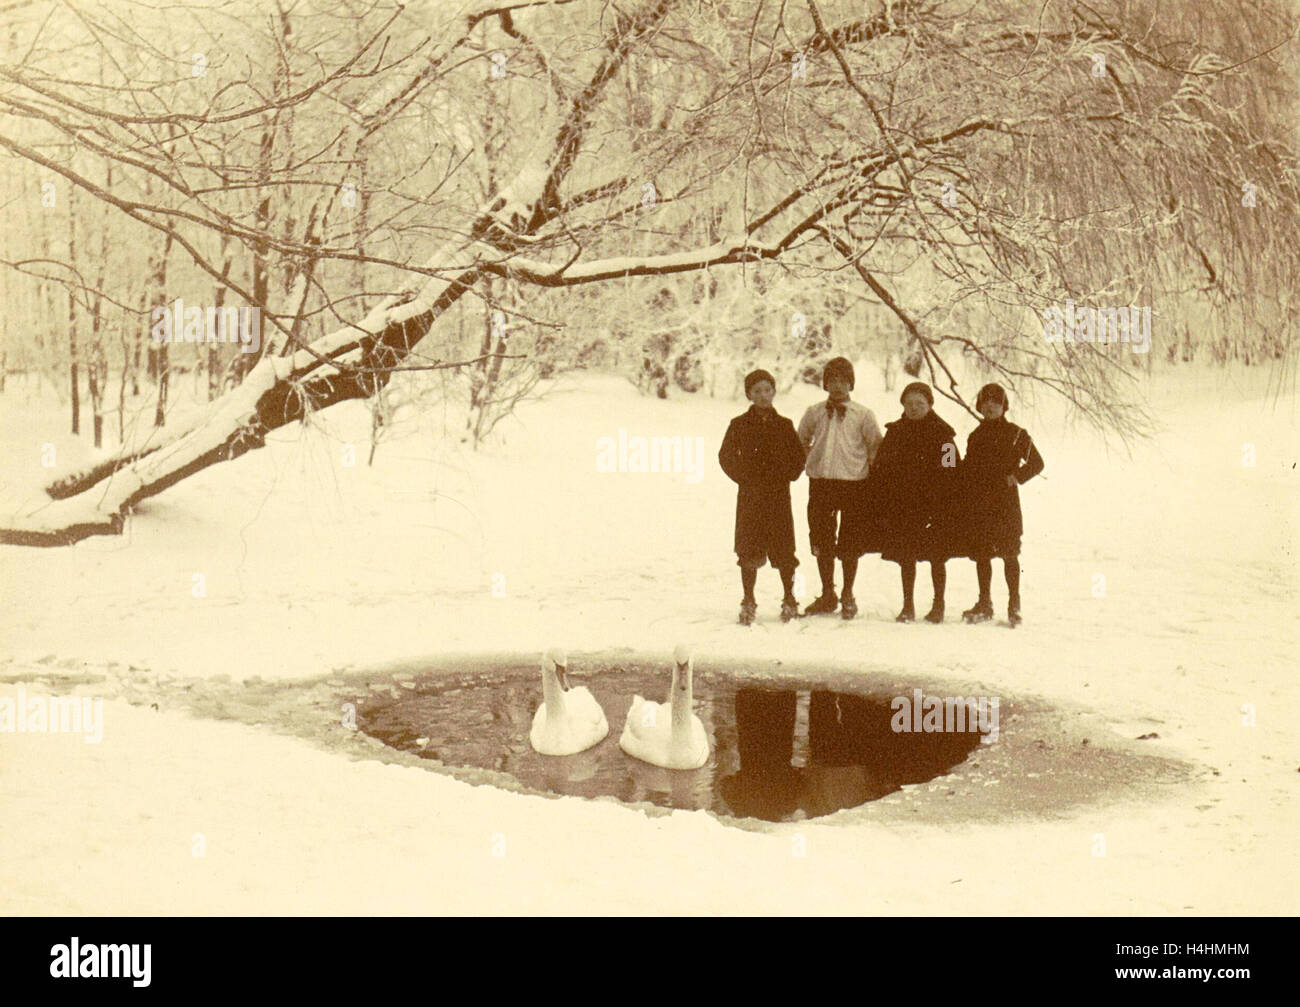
xmin=923 ymin=602 xmax=945 ymax=624
xmin=804 ymin=591 xmax=838 ymax=616
xmin=840 ymin=593 xmax=858 ymax=620
xmin=1007 ymin=599 xmax=1022 ymax=627
xmin=962 ymin=599 xmax=993 ymax=624
xmin=739 ymin=599 xmax=757 ymax=626
xmin=895 ymin=603 xmax=915 ymax=623
xmin=780 ymin=597 xmax=800 ymax=623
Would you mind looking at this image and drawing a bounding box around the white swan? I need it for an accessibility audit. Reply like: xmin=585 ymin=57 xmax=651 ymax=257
xmin=529 ymin=648 xmax=609 ymax=756
xmin=619 ymin=644 xmax=710 ymax=770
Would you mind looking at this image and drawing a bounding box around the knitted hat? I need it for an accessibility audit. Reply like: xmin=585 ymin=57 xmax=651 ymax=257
xmin=744 ymin=369 xmax=776 ymax=396
xmin=976 ymin=382 xmax=1009 ymax=411
xmin=900 ymin=381 xmax=934 ymax=406
xmin=822 ymin=356 xmax=855 ymax=391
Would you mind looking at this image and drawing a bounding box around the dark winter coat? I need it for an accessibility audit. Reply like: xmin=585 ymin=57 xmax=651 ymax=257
xmin=719 ymin=406 xmax=806 ymax=566
xmin=865 ymin=410 xmax=962 ymax=562
xmin=957 ymin=417 xmax=1044 ymax=559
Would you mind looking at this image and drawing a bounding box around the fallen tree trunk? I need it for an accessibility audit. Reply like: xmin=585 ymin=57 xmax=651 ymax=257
xmin=1 ymin=268 xmax=476 ymax=546
xmin=1 ymin=0 xmax=674 ymax=547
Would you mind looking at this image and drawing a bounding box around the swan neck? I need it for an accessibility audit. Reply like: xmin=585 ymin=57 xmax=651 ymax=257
xmin=670 ymin=666 xmax=692 ymax=735
xmin=541 ymin=667 xmax=565 ymax=712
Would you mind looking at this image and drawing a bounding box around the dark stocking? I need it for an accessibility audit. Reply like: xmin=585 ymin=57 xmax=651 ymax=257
xmin=841 ymin=556 xmax=859 ymax=597
xmin=1004 ymin=558 xmax=1020 ymax=609
xmin=817 ymin=554 xmax=835 ymax=597
xmin=976 ymin=558 xmax=993 ymax=603
xmin=778 ymin=566 xmax=796 ymax=602
xmin=900 ymin=560 xmax=917 ymax=608
xmin=931 ymin=561 xmax=947 ymax=605
xmin=741 ymin=565 xmax=757 ymax=603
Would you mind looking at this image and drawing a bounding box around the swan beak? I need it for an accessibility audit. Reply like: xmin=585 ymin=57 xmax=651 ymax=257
xmin=556 ymin=664 xmax=571 ymax=691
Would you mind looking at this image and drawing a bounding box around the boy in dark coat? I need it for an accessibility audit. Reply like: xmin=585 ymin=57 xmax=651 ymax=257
xmin=869 ymin=381 xmax=961 ymax=623
xmin=959 ymin=383 xmax=1045 ymax=626
xmin=719 ymin=369 xmax=806 ymax=625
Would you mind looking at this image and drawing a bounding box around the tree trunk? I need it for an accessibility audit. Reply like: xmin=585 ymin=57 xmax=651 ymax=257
xmin=232 ymin=32 xmax=284 ymax=386
xmin=88 ymin=302 xmax=103 ymax=448
xmin=88 ymin=163 xmax=111 ymax=448
xmin=1 ymin=0 xmax=679 ymax=546
xmin=147 ymin=228 xmax=172 ymax=426
xmin=67 ymin=186 xmax=79 ymax=436
xmin=154 ymin=344 xmax=168 ymax=428
xmin=131 ymin=315 xmax=141 ymax=395
xmin=118 ymin=308 xmax=128 ymax=443
xmin=208 ymin=307 xmax=223 ymax=399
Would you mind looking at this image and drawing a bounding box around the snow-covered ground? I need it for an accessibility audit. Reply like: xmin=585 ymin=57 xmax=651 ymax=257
xmin=1 ymin=364 xmax=1296 ymax=914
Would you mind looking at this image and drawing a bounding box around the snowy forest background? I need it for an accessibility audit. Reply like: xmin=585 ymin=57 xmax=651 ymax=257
xmin=0 ymin=0 xmax=1296 ymax=544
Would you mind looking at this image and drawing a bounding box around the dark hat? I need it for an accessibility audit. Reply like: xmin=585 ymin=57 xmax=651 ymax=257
xmin=744 ymin=368 xmax=776 ymax=395
xmin=976 ymin=383 xmax=1009 ymax=410
xmin=822 ymin=356 xmax=855 ymax=391
xmin=900 ymin=381 xmax=934 ymax=406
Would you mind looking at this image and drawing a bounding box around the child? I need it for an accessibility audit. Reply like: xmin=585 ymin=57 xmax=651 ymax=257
xmin=869 ymin=381 xmax=961 ymax=623
xmin=718 ymin=369 xmax=806 ymax=625
xmin=796 ymin=357 xmax=883 ymax=620
xmin=959 ymin=383 xmax=1045 ymax=626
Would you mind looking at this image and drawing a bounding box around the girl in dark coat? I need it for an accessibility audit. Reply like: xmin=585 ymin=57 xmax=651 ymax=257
xmin=719 ymin=369 xmax=806 ymax=625
xmin=959 ymin=383 xmax=1045 ymax=626
xmin=869 ymin=382 xmax=961 ymax=623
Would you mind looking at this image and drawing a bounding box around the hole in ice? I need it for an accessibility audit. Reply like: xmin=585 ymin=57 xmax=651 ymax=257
xmin=351 ymin=658 xmax=987 ymax=823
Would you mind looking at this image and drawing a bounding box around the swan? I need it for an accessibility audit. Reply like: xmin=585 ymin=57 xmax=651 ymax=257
xmin=529 ymin=648 xmax=609 ymax=755
xmin=619 ymin=644 xmax=710 ymax=770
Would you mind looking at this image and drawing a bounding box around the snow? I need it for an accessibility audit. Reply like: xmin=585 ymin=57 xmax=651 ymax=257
xmin=504 ymin=238 xmax=778 ymax=283
xmin=1 ymin=364 xmax=1296 ymax=914
xmin=0 ymin=356 xmax=282 ymax=534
